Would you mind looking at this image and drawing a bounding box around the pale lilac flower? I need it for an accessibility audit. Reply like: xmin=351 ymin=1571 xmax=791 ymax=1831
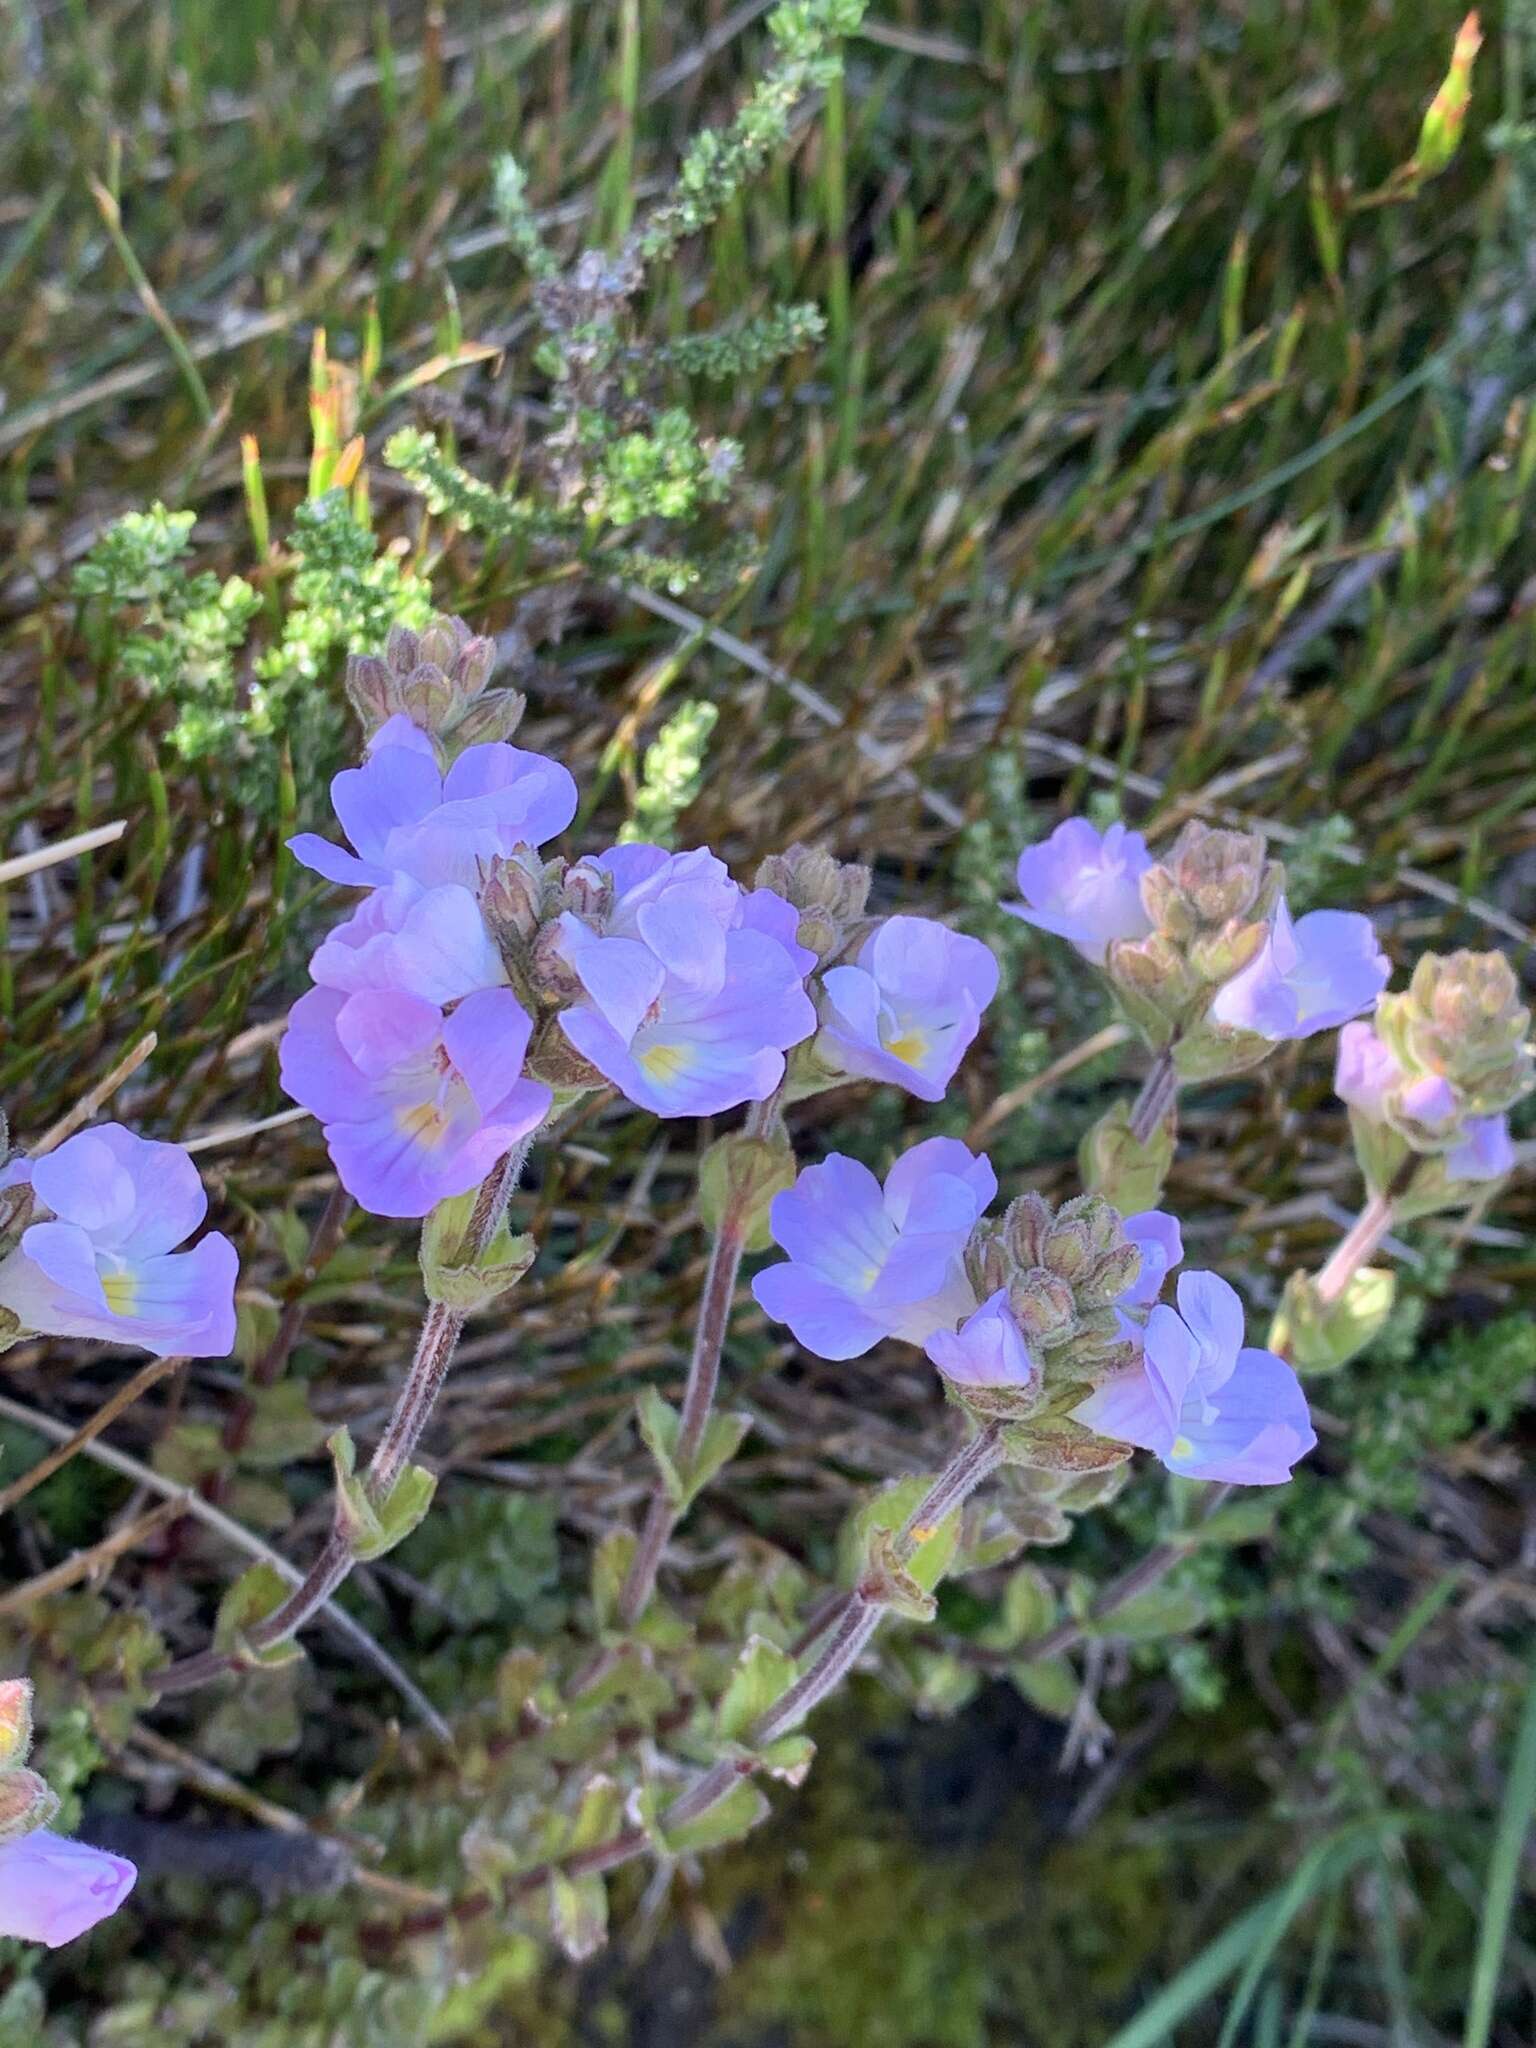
xmin=1211 ymin=899 xmax=1388 ymax=1041
xmin=925 ymin=1289 xmax=1037 ymax=1391
xmin=1448 ymin=1114 xmax=1515 ymax=1182
xmin=0 ymin=1126 xmax=237 ymax=1359
xmin=0 ymin=1830 xmax=135 ymax=1947
xmin=1120 ymin=1210 xmax=1184 ymax=1309
xmin=288 ymin=715 xmax=577 ymax=893
xmin=753 ymin=1138 xmax=996 ymax=1359
xmin=281 ymin=986 xmax=550 ymax=1218
xmin=1398 ymin=1072 xmax=1459 ymax=1130
xmin=556 ymin=846 xmax=816 ymax=1117
xmin=816 ymin=917 xmax=999 ymax=1103
xmin=1003 ymin=819 xmax=1154 ymax=964
xmin=1334 ymin=1019 xmax=1402 ymax=1120
xmin=309 ymin=877 xmax=505 ymax=1005
xmin=1074 ymin=1270 xmax=1314 ymax=1485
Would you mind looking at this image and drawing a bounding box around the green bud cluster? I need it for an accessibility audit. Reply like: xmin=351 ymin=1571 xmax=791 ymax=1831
xmin=756 ymin=842 xmax=873 ymax=967
xmin=0 ymin=1681 xmax=58 ymax=1843
xmin=956 ymin=1192 xmax=1143 ymax=1436
xmin=345 ymin=614 xmax=525 ymax=760
xmin=1377 ymin=949 xmax=1532 ymax=1121
xmin=1106 ymin=821 xmax=1282 ymax=1064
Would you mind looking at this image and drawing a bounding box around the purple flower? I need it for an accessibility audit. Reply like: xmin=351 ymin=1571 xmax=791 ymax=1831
xmin=556 ymin=846 xmax=816 ymax=1117
xmin=925 ymin=1289 xmax=1037 ymax=1390
xmin=1211 ymin=900 xmax=1388 ymax=1041
xmin=288 ymin=715 xmax=577 ymax=893
xmin=0 ymin=1829 xmax=136 ymax=1946
xmin=0 ymin=1126 xmax=237 ymax=1359
xmin=1120 ymin=1209 xmax=1184 ymax=1309
xmin=1073 ymin=1270 xmax=1315 ymax=1485
xmin=1003 ymin=819 xmax=1154 ymax=964
xmin=309 ymin=877 xmax=505 ymax=1005
xmin=753 ymin=1138 xmax=996 ymax=1359
xmin=1334 ymin=1019 xmax=1402 ymax=1120
xmin=1448 ymin=1114 xmax=1515 ymax=1182
xmin=281 ymin=986 xmax=550 ymax=1218
xmin=816 ymin=917 xmax=999 ymax=1103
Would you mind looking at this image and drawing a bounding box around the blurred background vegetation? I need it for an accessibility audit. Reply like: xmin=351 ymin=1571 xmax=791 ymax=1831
xmin=1 ymin=0 xmax=1535 ymax=2040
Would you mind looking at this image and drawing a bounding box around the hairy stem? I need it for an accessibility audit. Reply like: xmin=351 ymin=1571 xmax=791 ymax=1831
xmin=661 ymin=1421 xmax=1007 ymax=1832
xmin=614 ymin=1095 xmax=780 ymax=1630
xmin=150 ymin=1141 xmax=531 ymax=1700
xmin=1313 ymin=1189 xmax=1396 ymax=1304
xmin=1128 ymin=1046 xmax=1178 ymax=1144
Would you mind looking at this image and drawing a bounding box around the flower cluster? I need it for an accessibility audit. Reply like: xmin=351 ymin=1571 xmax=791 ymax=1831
xmin=0 ymin=1681 xmax=135 ymax=1948
xmin=1337 ymin=949 xmax=1533 ymax=1194
xmin=754 ymin=1139 xmax=1314 ymax=1487
xmin=0 ymin=1125 xmax=237 ymax=1360
xmin=283 ymin=642 xmax=1003 ymax=1215
xmin=1007 ymin=816 xmax=1387 ymax=1075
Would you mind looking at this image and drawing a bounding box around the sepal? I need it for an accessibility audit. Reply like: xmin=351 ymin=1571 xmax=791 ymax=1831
xmin=1269 ymin=1266 xmax=1394 ymax=1375
xmin=1078 ymin=1100 xmax=1174 ymax=1211
xmin=698 ymin=1130 xmax=797 ymax=1253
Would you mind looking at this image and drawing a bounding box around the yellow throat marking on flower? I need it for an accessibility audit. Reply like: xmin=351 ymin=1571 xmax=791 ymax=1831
xmin=100 ymin=1269 xmax=138 ymax=1316
xmin=883 ymin=1026 xmax=930 ymax=1068
xmin=638 ymin=1041 xmax=690 ymax=1083
xmin=1170 ymin=1434 xmax=1195 ymax=1461
xmin=397 ymin=1100 xmax=450 ymax=1147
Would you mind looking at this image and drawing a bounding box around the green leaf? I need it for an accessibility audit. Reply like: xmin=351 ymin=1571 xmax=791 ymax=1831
xmin=212 ymin=1563 xmax=303 ymax=1671
xmin=1089 ymin=1583 xmax=1208 ymax=1643
xmin=567 ymin=1775 xmax=625 ymax=1856
xmin=548 ymin=1871 xmax=608 ymax=1961
xmin=1009 ymin=1656 xmax=1080 ymax=1720
xmin=241 ymin=1381 xmax=327 ymax=1468
xmin=420 ymin=1189 xmax=536 ymax=1310
xmin=329 ymin=1429 xmax=437 ymax=1562
xmin=677 ymin=1408 xmax=751 ymax=1511
xmin=664 ymin=1778 xmax=770 ymax=1856
xmin=982 ymin=1564 xmax=1057 ymax=1649
xmin=368 ymin=1464 xmax=438 ymax=1560
xmin=760 ymin=1733 xmax=815 ymax=1786
xmin=716 ymin=1635 xmax=797 ymax=1745
xmin=839 ymin=1476 xmax=961 ymax=1599
xmin=862 ymin=1529 xmax=937 ymax=1623
xmin=1189 ymin=1495 xmax=1281 ymax=1547
xmin=590 ymin=1529 xmax=636 ymax=1633
xmin=635 ymin=1388 xmax=683 ymax=1504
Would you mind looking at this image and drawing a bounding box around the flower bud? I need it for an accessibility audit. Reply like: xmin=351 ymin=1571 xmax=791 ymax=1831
xmin=0 ymin=1682 xmax=32 ymax=1774
xmin=447 ymin=687 xmax=527 ymax=752
xmin=0 ymin=1769 xmax=57 ymax=1844
xmin=1000 ymin=1192 xmax=1053 ymax=1269
xmin=560 ymin=859 xmax=615 ymax=923
xmin=1007 ymin=1267 xmax=1079 ymax=1349
xmin=530 ymin=922 xmax=587 ymax=1006
xmin=480 ymin=851 xmax=553 ymax=952
xmin=1383 ymin=949 xmax=1532 ymax=1115
xmin=1186 ymin=918 xmax=1267 ymax=988
xmin=1148 ymin=821 xmax=1272 ymax=932
xmin=756 ymin=843 xmax=873 ymax=965
xmin=963 ymin=1223 xmax=1013 ymax=1301
xmin=1041 ymin=1195 xmax=1131 ymax=1304
xmin=344 ymin=612 xmax=509 ymax=751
